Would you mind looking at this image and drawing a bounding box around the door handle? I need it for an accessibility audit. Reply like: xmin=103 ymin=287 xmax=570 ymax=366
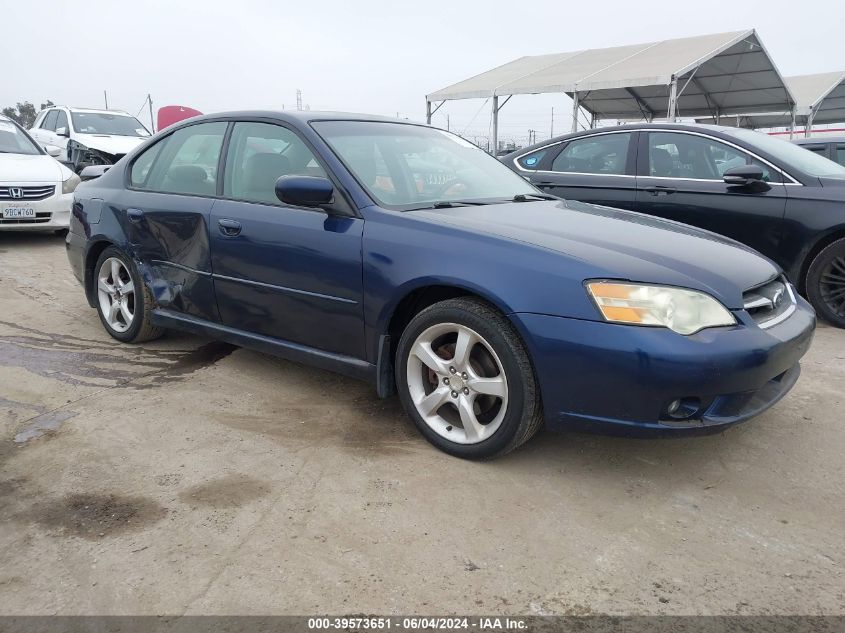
xmin=643 ymin=186 xmax=677 ymax=196
xmin=218 ymin=218 xmax=242 ymax=236
xmin=127 ymin=208 xmax=144 ymax=222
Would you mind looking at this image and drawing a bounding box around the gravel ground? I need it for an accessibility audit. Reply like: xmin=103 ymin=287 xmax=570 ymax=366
xmin=0 ymin=232 xmax=842 ymax=615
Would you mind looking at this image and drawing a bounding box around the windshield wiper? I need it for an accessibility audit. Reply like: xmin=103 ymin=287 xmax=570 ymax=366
xmin=404 ymin=200 xmax=494 ymax=211
xmin=512 ymin=193 xmax=557 ymax=202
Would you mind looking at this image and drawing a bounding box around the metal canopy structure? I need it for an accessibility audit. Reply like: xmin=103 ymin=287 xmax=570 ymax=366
xmin=426 ymin=29 xmax=795 ymax=152
xmin=695 ymin=71 xmax=845 ymax=135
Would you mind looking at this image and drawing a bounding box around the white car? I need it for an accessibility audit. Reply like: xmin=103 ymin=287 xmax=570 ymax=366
xmin=30 ymin=106 xmax=150 ymax=173
xmin=0 ymin=114 xmax=80 ymax=232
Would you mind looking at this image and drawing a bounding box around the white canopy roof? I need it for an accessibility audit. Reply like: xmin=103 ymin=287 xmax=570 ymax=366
xmin=697 ymin=71 xmax=845 ymax=128
xmin=427 ymin=29 xmax=795 ymax=121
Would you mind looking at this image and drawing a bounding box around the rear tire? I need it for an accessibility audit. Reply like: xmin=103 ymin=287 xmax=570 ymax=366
xmin=805 ymin=237 xmax=845 ymax=328
xmin=93 ymin=246 xmax=164 ymax=343
xmin=395 ymin=297 xmax=543 ymax=459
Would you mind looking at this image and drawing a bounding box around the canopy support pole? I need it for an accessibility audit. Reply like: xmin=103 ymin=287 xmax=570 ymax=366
xmin=667 ymin=78 xmax=678 ymax=122
xmin=805 ymin=108 xmax=816 ymax=138
xmin=624 ymin=87 xmax=654 ymax=122
xmin=426 ymin=100 xmax=431 ymax=124
xmin=789 ymin=109 xmax=797 ymax=140
xmin=571 ymin=91 xmax=580 ymax=133
xmin=492 ymin=96 xmax=499 ymax=155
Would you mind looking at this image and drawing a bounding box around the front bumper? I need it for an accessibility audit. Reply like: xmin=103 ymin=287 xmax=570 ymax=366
xmin=511 ymin=296 xmax=816 ymax=436
xmin=0 ymin=189 xmax=72 ymax=231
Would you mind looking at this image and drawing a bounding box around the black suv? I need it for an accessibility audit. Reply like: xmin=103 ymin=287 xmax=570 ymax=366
xmin=504 ymin=123 xmax=845 ymax=327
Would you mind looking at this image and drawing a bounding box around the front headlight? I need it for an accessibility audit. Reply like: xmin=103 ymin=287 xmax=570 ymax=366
xmin=586 ymin=281 xmax=736 ymax=335
xmin=62 ymin=172 xmax=81 ymax=194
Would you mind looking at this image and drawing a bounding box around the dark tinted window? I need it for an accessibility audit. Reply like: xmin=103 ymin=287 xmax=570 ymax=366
xmin=55 ymin=110 xmax=69 ymax=133
xmin=517 ymin=148 xmax=549 ymax=169
xmin=648 ymin=132 xmax=781 ymax=183
xmin=41 ymin=110 xmax=58 ymax=131
xmin=223 ymin=122 xmax=325 ymax=205
xmin=836 ymin=145 xmax=845 ymax=167
xmin=801 ymin=144 xmax=828 ymax=157
xmin=551 ymin=133 xmax=630 ymax=175
xmin=133 ymin=122 xmax=226 ymax=195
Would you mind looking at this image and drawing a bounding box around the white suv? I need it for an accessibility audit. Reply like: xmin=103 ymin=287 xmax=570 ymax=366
xmin=0 ymin=114 xmax=80 ymax=232
xmin=30 ymin=106 xmax=151 ymax=173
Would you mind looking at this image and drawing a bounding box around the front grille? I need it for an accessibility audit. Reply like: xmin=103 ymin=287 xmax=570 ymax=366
xmin=0 ymin=212 xmax=52 ymax=224
xmin=743 ymin=276 xmax=796 ymax=328
xmin=0 ymin=185 xmax=56 ymax=201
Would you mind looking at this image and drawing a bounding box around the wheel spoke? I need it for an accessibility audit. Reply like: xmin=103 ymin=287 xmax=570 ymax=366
xmin=98 ymin=278 xmax=113 ymax=294
xmin=108 ymin=300 xmax=120 ymax=324
xmin=452 ymin=327 xmax=476 ymax=368
xmin=469 ymin=375 xmax=506 ymax=399
xmin=411 ymin=340 xmax=448 ymax=375
xmin=110 ymin=259 xmax=121 ymax=283
xmin=416 ymin=387 xmax=451 ymax=417
xmin=119 ymin=301 xmax=133 ymax=324
xmin=457 ymin=396 xmax=485 ymax=442
xmin=120 ymin=279 xmax=134 ymax=295
xmin=821 ymin=271 xmax=845 ymax=284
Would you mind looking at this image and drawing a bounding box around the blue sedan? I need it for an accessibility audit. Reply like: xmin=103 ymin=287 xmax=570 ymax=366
xmin=66 ymin=112 xmax=816 ymax=458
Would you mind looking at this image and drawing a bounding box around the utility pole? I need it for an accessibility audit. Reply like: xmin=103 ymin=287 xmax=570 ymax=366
xmin=104 ymin=90 xmax=109 ymax=109
xmin=446 ymin=114 xmax=450 ymax=131
xmin=296 ymin=89 xmax=303 ymax=111
xmin=147 ymin=94 xmax=155 ymax=133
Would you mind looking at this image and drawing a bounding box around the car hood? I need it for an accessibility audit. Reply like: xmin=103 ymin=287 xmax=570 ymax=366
xmin=74 ymin=133 xmax=146 ymax=156
xmin=0 ymin=153 xmax=67 ymax=183
xmin=411 ymin=199 xmax=779 ymax=309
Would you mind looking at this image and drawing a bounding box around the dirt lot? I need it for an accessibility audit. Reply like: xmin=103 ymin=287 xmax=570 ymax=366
xmin=0 ymin=232 xmax=843 ymax=616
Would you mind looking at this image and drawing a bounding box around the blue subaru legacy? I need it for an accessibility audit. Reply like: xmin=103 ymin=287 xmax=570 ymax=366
xmin=66 ymin=112 xmax=816 ymax=459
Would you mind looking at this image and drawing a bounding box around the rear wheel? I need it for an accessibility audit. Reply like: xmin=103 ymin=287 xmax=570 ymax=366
xmin=94 ymin=247 xmax=163 ymax=343
xmin=806 ymin=237 xmax=845 ymax=328
xmin=395 ymin=297 xmax=543 ymax=459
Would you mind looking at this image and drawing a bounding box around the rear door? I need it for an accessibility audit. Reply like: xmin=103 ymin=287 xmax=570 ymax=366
xmin=519 ymin=131 xmax=639 ymax=210
xmin=634 ymin=130 xmax=790 ymax=264
xmin=209 ymin=120 xmax=365 ymax=359
xmin=120 ymin=120 xmax=228 ymax=322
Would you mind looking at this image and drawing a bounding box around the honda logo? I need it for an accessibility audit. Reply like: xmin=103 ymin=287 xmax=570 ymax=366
xmin=9 ymin=187 xmax=23 ymax=199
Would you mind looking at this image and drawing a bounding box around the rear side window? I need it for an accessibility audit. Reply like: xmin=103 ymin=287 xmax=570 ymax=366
xmin=133 ymin=122 xmax=227 ymax=196
xmin=801 ymin=144 xmax=828 ymax=157
xmin=223 ymin=122 xmax=325 ymax=205
xmin=41 ymin=110 xmax=58 ymax=131
xmin=836 ymin=145 xmax=845 ymax=167
xmin=550 ymin=133 xmax=631 ymax=175
xmin=517 ymin=148 xmax=549 ymax=169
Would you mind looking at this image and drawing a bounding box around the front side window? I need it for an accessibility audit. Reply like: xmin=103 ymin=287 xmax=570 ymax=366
xmin=313 ymin=121 xmax=538 ymax=209
xmin=70 ymin=112 xmax=150 ymax=137
xmin=224 ymin=122 xmax=326 ymax=205
xmin=550 ymin=133 xmax=630 ymax=175
xmin=41 ymin=109 xmax=58 ymax=131
xmin=55 ymin=110 xmax=69 ymax=134
xmin=0 ymin=118 xmax=42 ymax=155
xmin=132 ymin=122 xmax=226 ymax=196
xmin=648 ymin=132 xmax=781 ymax=182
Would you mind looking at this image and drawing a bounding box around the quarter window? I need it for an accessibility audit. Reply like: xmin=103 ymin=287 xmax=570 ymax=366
xmin=136 ymin=122 xmax=227 ymax=196
xmin=41 ymin=109 xmax=58 ymax=131
xmin=647 ymin=132 xmax=781 ymax=183
xmin=223 ymin=122 xmax=326 ymax=205
xmin=517 ymin=148 xmax=548 ymax=169
xmin=550 ymin=133 xmax=631 ymax=175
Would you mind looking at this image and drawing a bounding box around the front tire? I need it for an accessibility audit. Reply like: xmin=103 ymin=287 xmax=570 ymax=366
xmin=806 ymin=237 xmax=845 ymax=328
xmin=395 ymin=297 xmax=543 ymax=459
xmin=93 ymin=246 xmax=163 ymax=343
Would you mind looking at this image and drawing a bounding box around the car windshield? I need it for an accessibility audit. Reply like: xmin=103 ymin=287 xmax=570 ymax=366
xmin=71 ymin=112 xmax=150 ymax=137
xmin=312 ymin=120 xmax=541 ymax=209
xmin=0 ymin=118 xmax=42 ymax=155
xmin=725 ymin=128 xmax=845 ymax=179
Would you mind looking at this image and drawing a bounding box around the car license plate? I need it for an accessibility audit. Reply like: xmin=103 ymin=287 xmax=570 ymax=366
xmin=2 ymin=207 xmax=36 ymax=219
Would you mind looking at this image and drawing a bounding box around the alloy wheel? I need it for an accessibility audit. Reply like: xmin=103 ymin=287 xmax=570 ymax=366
xmin=406 ymin=322 xmax=509 ymax=444
xmin=97 ymin=257 xmax=136 ymax=333
xmin=819 ymin=255 xmax=845 ymax=318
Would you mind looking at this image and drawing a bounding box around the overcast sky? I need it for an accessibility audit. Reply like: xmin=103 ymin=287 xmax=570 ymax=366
xmin=4 ymin=0 xmax=844 ymax=144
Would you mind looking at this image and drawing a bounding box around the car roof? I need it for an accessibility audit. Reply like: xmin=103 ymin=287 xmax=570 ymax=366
xmin=792 ymin=136 xmax=845 ymax=144
xmin=182 ymin=110 xmax=418 ymax=125
xmin=37 ymin=106 xmax=134 ymax=116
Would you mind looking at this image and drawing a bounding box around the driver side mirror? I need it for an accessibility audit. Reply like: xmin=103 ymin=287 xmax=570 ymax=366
xmin=723 ymin=165 xmax=765 ymax=186
xmin=55 ymin=126 xmax=70 ymax=138
xmin=275 ymin=175 xmax=334 ymax=208
xmin=44 ymin=145 xmax=61 ymax=157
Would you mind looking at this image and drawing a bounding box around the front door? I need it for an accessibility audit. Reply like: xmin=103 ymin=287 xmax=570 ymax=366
xmin=523 ymin=131 xmax=639 ymax=210
xmin=634 ymin=130 xmax=789 ymax=267
xmin=209 ymin=121 xmax=365 ymax=359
